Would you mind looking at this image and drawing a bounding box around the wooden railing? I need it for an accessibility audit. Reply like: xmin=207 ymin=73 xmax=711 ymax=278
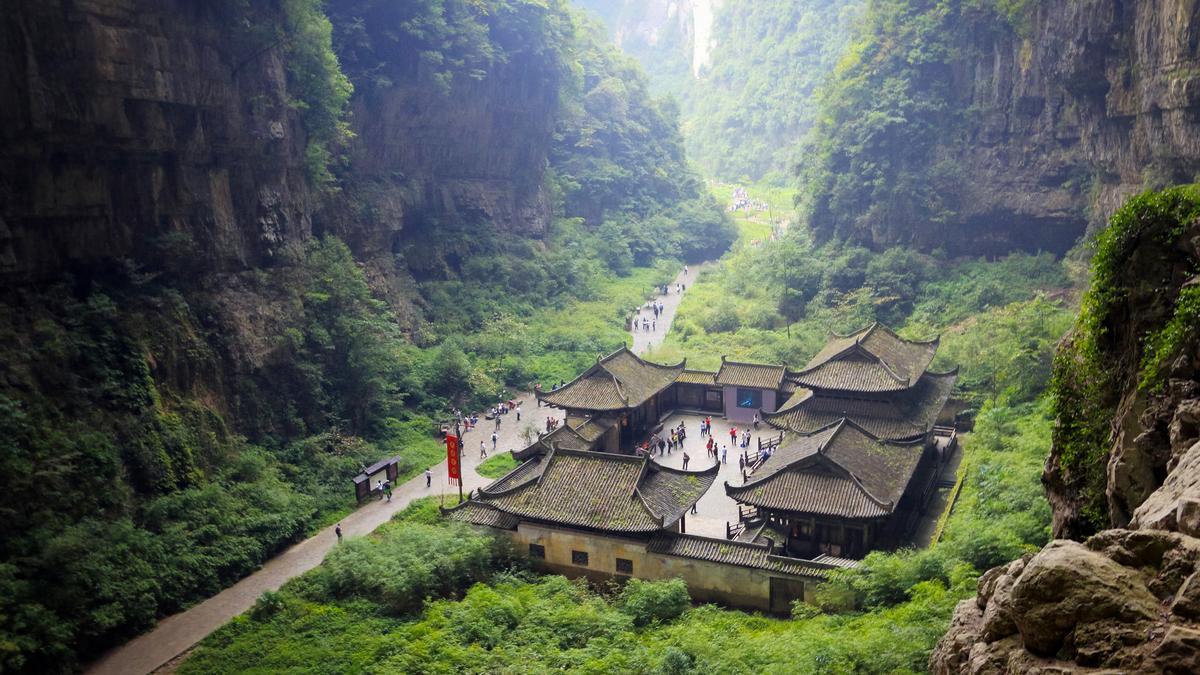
xmin=738 ymin=503 xmax=760 ymax=523
xmin=726 ymin=520 xmax=746 ymax=540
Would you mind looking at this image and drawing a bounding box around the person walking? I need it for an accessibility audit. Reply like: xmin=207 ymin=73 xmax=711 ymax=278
xmin=729 ymin=426 xmax=737 ymax=447
xmin=492 ymin=431 xmax=498 ymax=452
xmin=495 ymin=414 xmax=501 ymax=429
xmin=682 ymin=452 xmax=690 ymax=470
xmin=425 ymin=468 xmax=432 ymax=488
xmin=721 ymin=444 xmax=728 ymax=464
xmin=535 ymin=383 xmax=542 ymax=407
xmin=480 ymin=440 xmax=488 ymax=459
xmin=753 ymin=412 xmax=760 ymax=429
xmin=516 ymin=405 xmax=522 ymax=421
xmin=335 ymin=523 xmax=343 ymax=543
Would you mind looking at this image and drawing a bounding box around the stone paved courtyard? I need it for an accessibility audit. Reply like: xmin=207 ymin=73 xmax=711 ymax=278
xmin=647 ymin=411 xmax=775 ymax=538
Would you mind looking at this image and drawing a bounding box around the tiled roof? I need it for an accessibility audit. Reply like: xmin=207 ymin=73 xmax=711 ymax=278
xmin=466 ymin=448 xmax=718 ymax=533
xmin=573 ymin=416 xmax=617 ymax=443
xmin=677 ymin=369 xmax=717 ymax=385
xmin=639 ymin=464 xmax=717 ymax=526
xmin=512 ymin=423 xmax=595 ymax=461
xmin=726 ymin=421 xmax=924 ymax=519
xmin=715 ymin=358 xmax=787 ymax=389
xmin=791 ymin=323 xmax=939 ymax=393
xmin=731 ymin=468 xmax=890 ymax=518
xmin=353 ymin=456 xmax=400 ymax=484
xmin=443 ymin=502 xmax=521 ymax=529
xmin=539 ymin=348 xmax=685 ymax=411
xmin=647 ymin=532 xmax=833 ymax=578
xmin=812 ymin=554 xmax=862 ymax=569
xmin=765 ymin=371 xmax=957 ymax=441
xmin=483 ymin=454 xmax=547 ymax=493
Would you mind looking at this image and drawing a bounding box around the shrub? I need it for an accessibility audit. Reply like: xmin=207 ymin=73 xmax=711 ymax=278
xmin=618 ymin=578 xmax=691 ymax=626
xmin=309 ymin=522 xmax=496 ymax=614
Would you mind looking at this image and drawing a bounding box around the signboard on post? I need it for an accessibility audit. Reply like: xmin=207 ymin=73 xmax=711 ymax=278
xmin=446 ymin=434 xmax=461 ymax=485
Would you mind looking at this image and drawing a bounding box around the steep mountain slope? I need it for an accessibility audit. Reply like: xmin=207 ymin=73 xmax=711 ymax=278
xmin=932 ymin=186 xmax=1200 ymax=672
xmin=0 ymin=0 xmax=723 ymax=670
xmin=576 ymin=0 xmax=862 ymax=184
xmin=802 ymin=0 xmax=1200 ymax=257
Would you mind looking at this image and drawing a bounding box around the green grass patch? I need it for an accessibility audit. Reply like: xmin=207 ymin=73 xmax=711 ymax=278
xmin=477 ymin=453 xmax=518 ymax=479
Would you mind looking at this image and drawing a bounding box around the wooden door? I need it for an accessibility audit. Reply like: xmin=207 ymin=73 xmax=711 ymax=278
xmin=769 ymin=577 xmax=807 ymax=614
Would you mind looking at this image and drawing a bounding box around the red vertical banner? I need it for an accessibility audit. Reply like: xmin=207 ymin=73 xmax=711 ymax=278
xmin=446 ymin=434 xmax=461 ymax=484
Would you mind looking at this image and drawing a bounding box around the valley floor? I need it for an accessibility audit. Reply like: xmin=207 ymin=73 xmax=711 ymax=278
xmin=90 ymin=266 xmax=709 ymax=675
xmin=87 ymin=400 xmax=566 ymax=675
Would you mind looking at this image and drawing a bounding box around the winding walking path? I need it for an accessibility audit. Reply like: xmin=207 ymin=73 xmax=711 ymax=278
xmin=90 ymin=263 xmax=709 ymax=675
xmin=87 ymin=402 xmax=562 ymax=675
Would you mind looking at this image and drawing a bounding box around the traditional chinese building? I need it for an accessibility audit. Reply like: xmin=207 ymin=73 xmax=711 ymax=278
xmin=727 ymin=323 xmax=958 ymax=558
xmin=444 ymin=444 xmax=836 ymax=612
xmin=446 ymin=445 xmax=716 ymax=538
xmin=764 ymin=323 xmax=957 ymax=442
xmin=450 ymin=322 xmax=959 ymax=605
xmin=538 ymin=347 xmax=685 ymax=447
xmin=726 ymin=420 xmax=935 ymax=559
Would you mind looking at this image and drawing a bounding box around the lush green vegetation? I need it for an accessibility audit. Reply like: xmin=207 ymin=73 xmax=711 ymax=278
xmin=282 ymin=0 xmax=354 ymax=186
xmin=579 ymin=0 xmax=863 ymax=185
xmin=0 ymin=1 xmax=733 ymax=670
xmin=682 ymin=0 xmax=864 ymax=184
xmin=180 ymin=189 xmax=1080 ymax=672
xmin=184 ymin=495 xmax=975 ymax=674
xmin=1050 ymin=185 xmax=1200 ymax=532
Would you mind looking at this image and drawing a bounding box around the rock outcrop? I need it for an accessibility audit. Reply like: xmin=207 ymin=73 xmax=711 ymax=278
xmin=933 ymin=188 xmax=1200 ymax=671
xmin=932 ymin=529 xmax=1200 ymax=673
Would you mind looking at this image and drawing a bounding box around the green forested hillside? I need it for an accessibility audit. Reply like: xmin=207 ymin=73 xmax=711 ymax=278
xmin=0 ymin=1 xmax=730 ymax=671
xmin=682 ymin=0 xmax=863 ymax=184
xmin=576 ymin=0 xmax=863 ymax=185
xmin=798 ymin=0 xmax=989 ymax=245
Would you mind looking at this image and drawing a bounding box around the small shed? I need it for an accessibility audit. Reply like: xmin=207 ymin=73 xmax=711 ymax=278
xmin=353 ymin=456 xmax=401 ymax=502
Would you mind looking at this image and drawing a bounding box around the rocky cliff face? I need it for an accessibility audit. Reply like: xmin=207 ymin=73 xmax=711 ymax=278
xmin=931 ymin=188 xmax=1200 ymax=672
xmin=946 ymin=0 xmax=1200 ymax=256
xmin=0 ymin=0 xmax=562 ymax=432
xmin=0 ymin=0 xmax=313 ymax=279
xmin=807 ymin=0 xmax=1200 ymax=257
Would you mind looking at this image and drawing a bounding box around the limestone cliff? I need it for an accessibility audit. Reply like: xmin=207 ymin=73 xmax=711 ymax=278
xmin=950 ymin=0 xmax=1200 ymax=255
xmin=806 ymin=0 xmax=1200 ymax=257
xmin=931 ymin=187 xmax=1200 ymax=672
xmin=0 ymin=0 xmax=563 ymax=434
xmin=0 ymin=0 xmax=313 ymax=279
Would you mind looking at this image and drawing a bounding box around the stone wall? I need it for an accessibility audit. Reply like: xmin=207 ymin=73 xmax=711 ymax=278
xmin=510 ymin=522 xmax=820 ymax=614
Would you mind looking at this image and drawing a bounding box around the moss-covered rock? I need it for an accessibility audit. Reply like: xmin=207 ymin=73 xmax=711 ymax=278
xmin=1047 ymin=184 xmax=1200 ymax=538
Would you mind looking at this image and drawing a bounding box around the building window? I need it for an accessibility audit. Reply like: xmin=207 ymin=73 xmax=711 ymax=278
xmin=572 ymin=550 xmax=589 ymax=566
xmin=616 ymin=558 xmax=633 ymax=575
xmin=529 ymin=543 xmax=545 ymax=559
xmin=737 ymin=388 xmax=762 ymax=409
